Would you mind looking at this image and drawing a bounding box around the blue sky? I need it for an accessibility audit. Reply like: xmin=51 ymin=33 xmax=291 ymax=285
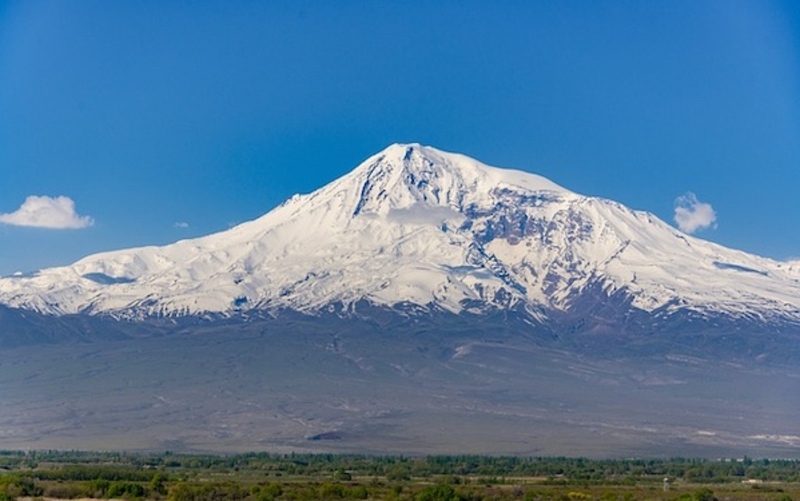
xmin=0 ymin=1 xmax=798 ymax=275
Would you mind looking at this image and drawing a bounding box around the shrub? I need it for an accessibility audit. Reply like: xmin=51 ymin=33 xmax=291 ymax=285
xmin=694 ymin=487 xmax=716 ymax=501
xmin=108 ymin=481 xmax=147 ymax=498
xmin=417 ymin=483 xmax=456 ymax=501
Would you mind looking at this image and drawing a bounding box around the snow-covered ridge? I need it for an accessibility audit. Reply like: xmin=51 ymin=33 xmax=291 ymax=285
xmin=0 ymin=143 xmax=798 ymax=326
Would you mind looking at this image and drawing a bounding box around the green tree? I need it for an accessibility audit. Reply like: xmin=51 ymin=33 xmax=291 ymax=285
xmin=151 ymin=473 xmax=168 ymax=495
xmin=334 ymin=468 xmax=352 ymax=481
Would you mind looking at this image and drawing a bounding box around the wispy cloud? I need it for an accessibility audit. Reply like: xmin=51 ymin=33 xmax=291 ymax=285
xmin=0 ymin=195 xmax=94 ymax=229
xmin=674 ymin=192 xmax=717 ymax=234
xmin=174 ymin=221 xmax=189 ymax=228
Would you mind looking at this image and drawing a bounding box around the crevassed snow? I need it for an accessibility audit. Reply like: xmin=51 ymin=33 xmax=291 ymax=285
xmin=0 ymin=143 xmax=798 ymax=324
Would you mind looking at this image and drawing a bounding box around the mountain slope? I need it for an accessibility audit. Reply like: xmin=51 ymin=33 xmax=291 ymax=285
xmin=1 ymin=143 xmax=798 ymax=330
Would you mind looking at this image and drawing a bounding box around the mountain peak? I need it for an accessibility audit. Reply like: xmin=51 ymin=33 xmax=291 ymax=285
xmin=347 ymin=143 xmax=571 ymax=217
xmin=378 ymin=142 xmax=425 ymax=160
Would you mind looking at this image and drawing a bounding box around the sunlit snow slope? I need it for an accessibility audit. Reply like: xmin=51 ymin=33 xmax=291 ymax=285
xmin=1 ymin=144 xmax=798 ymax=326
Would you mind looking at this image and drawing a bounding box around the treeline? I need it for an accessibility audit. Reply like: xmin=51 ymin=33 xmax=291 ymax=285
xmin=1 ymin=450 xmax=799 ymax=484
xmin=26 ymin=465 xmax=157 ymax=482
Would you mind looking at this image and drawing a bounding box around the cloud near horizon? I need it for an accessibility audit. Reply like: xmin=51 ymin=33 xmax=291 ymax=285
xmin=674 ymin=192 xmax=717 ymax=234
xmin=0 ymin=195 xmax=94 ymax=229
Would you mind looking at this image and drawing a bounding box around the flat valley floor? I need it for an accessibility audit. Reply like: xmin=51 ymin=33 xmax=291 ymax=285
xmin=1 ymin=326 xmax=799 ymax=457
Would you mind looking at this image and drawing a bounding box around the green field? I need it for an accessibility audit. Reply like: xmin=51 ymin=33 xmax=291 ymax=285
xmin=1 ymin=451 xmax=799 ymax=501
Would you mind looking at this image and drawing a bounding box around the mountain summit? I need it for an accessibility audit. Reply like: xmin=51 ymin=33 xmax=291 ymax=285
xmin=1 ymin=144 xmax=799 ymax=332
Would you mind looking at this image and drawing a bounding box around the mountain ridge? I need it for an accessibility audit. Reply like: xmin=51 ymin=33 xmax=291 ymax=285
xmin=1 ymin=144 xmax=798 ymax=331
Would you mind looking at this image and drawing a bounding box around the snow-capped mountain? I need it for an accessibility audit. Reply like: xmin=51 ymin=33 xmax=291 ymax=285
xmin=1 ymin=143 xmax=799 ymax=329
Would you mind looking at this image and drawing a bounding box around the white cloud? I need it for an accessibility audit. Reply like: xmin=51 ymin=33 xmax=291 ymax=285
xmin=174 ymin=221 xmax=189 ymax=228
xmin=674 ymin=192 xmax=717 ymax=234
xmin=0 ymin=195 xmax=94 ymax=229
